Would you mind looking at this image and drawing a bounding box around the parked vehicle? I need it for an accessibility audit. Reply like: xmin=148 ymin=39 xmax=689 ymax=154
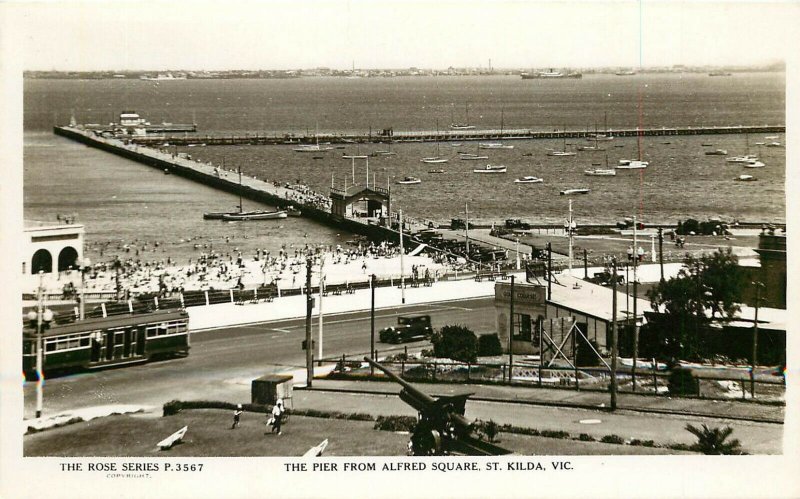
xmin=379 ymin=315 xmax=433 ymax=343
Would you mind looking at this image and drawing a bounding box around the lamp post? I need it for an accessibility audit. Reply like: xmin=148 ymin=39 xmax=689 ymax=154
xmin=370 ymin=274 xmax=376 ymax=376
xmin=610 ymin=258 xmax=618 ymax=411
xmin=631 ymin=216 xmax=642 ymax=392
xmin=305 ymin=253 xmax=314 ymax=387
xmin=464 ymin=202 xmax=470 ymax=256
xmin=657 ymin=227 xmax=665 ymax=282
xmin=751 ymin=281 xmax=764 ymax=398
xmin=508 ymin=275 xmax=515 ymax=381
xmin=79 ymin=257 xmax=91 ymax=320
xmin=564 ymin=199 xmax=577 ymax=274
xmin=28 ymin=271 xmax=54 ymax=418
xmin=399 ymin=209 xmax=406 ymax=304
xmin=318 ymin=254 xmax=325 ymax=361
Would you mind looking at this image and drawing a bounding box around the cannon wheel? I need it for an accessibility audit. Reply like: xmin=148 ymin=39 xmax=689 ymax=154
xmin=411 ymin=426 xmax=442 ymax=456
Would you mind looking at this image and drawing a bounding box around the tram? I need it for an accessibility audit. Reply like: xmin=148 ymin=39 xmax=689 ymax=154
xmin=23 ymin=309 xmax=190 ymax=376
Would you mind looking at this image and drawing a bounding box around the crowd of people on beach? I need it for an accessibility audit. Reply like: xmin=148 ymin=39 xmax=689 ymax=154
xmin=42 ymin=237 xmax=457 ymax=299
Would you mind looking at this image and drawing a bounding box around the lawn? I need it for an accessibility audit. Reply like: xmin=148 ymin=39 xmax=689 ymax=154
xmin=25 ymin=409 xmax=685 ymax=457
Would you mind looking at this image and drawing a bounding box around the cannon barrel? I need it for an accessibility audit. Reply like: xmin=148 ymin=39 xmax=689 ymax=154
xmin=364 ymin=356 xmax=436 ymax=406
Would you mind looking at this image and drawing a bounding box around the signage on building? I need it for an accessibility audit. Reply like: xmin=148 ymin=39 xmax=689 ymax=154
xmin=495 ymin=282 xmax=546 ymax=306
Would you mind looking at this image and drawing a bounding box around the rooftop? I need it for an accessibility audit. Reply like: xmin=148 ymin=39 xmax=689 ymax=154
xmin=548 ymin=274 xmax=651 ymax=323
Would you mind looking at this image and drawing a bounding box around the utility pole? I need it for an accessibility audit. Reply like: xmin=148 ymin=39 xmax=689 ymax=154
xmin=399 ymin=210 xmax=406 ymax=304
xmin=632 ymin=215 xmax=640 ymax=392
xmin=465 ymin=202 xmax=470 ymax=257
xmin=546 ymin=242 xmax=552 ymax=300
xmin=318 ymin=255 xmax=325 ymax=361
xmin=508 ymin=275 xmax=515 ymax=381
xmin=305 ymin=254 xmax=314 ymax=387
xmin=370 ymin=274 xmax=376 ymax=376
xmin=35 ymin=271 xmax=44 ymax=418
xmin=751 ymin=281 xmax=763 ymax=398
xmin=658 ymin=227 xmax=664 ymax=282
xmin=610 ymin=258 xmax=618 ymax=411
xmin=583 ymin=249 xmax=588 ymax=279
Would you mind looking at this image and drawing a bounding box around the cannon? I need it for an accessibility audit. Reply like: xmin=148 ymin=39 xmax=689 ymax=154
xmin=364 ymin=357 xmax=511 ymax=456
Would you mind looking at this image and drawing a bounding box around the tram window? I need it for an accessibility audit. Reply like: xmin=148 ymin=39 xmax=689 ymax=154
xmin=45 ymin=342 xmax=56 ymax=352
xmin=80 ymin=337 xmax=90 ymax=347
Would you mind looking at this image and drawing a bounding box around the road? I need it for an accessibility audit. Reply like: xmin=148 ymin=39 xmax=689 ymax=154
xmin=23 ymin=295 xmax=783 ymax=454
xmin=23 ymin=297 xmax=497 ymax=417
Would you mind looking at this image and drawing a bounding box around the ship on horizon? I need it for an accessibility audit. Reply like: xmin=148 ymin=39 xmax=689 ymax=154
xmin=521 ymin=68 xmax=582 ymax=79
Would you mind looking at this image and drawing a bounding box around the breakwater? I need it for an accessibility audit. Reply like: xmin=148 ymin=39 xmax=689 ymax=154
xmin=124 ymin=124 xmax=786 ymax=147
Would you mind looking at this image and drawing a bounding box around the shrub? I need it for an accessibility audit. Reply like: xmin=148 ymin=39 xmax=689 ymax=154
xmin=600 ymin=434 xmax=625 ymax=445
xmin=668 ymin=368 xmax=699 ymax=396
xmin=540 ymin=430 xmax=570 ymax=440
xmin=578 ymin=433 xmax=596 ymax=442
xmin=667 ymin=442 xmax=692 ymax=452
xmin=629 ymin=439 xmax=656 ymax=447
xmin=474 ymin=419 xmax=501 ymax=442
xmin=477 ymin=334 xmax=503 ymax=357
xmin=374 ymin=415 xmax=417 ymax=432
xmin=499 ymin=424 xmax=540 ymax=437
xmin=346 ymin=413 xmax=375 ymax=421
xmin=685 ymin=424 xmax=743 ymax=455
xmin=431 ymin=324 xmax=478 ymax=363
xmin=163 ymin=400 xmax=184 ymax=416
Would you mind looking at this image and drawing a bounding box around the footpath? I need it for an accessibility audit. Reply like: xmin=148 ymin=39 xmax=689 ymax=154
xmin=301 ymin=378 xmax=784 ymax=424
xmin=189 ymin=275 xmax=502 ymax=331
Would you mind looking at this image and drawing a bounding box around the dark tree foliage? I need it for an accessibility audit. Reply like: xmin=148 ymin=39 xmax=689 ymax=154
xmin=477 ymin=334 xmax=503 ymax=356
xmin=646 ymin=248 xmax=744 ymax=359
xmin=431 ymin=324 xmax=478 ymax=363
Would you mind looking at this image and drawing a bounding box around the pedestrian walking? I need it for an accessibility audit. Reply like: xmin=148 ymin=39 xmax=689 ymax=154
xmin=231 ymin=404 xmax=243 ymax=429
xmin=269 ymin=399 xmax=284 ymax=435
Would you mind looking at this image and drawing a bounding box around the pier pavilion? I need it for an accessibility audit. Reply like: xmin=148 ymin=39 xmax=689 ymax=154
xmin=329 ymin=185 xmax=391 ymax=222
xmin=23 ymin=221 xmax=85 ymax=275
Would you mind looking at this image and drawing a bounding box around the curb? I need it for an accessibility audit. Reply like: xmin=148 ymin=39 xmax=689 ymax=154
xmin=298 ymin=386 xmax=784 ymax=425
xmin=189 ymin=293 xmax=494 ymax=332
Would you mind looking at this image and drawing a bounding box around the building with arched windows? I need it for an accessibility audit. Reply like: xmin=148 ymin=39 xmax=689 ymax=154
xmin=23 ymin=222 xmax=85 ymax=276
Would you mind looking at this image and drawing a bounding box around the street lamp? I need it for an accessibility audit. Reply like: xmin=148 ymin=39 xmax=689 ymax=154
xmin=751 ymin=281 xmax=765 ymax=398
xmin=79 ymin=257 xmax=91 ymax=320
xmin=27 ymin=270 xmax=54 ymax=418
xmin=564 ymin=199 xmax=577 ymax=274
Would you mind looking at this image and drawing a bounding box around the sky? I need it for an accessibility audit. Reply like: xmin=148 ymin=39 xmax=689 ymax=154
xmin=5 ymin=0 xmax=799 ymax=71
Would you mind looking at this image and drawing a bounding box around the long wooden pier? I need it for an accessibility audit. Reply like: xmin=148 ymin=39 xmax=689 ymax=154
xmin=53 ymin=126 xmax=397 ymax=237
xmin=125 ymin=124 xmax=786 ymax=147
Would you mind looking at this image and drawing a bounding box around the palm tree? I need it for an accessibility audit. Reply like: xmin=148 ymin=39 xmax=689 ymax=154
xmin=685 ymin=424 xmax=743 ymax=455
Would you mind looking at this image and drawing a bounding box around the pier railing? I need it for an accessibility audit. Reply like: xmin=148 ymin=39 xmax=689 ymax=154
xmin=122 ymin=124 xmax=786 ymax=146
